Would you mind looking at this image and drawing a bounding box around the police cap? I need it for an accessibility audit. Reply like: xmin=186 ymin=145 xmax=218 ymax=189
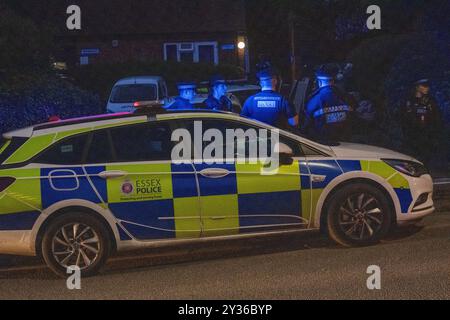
xmin=177 ymin=82 xmax=197 ymax=91
xmin=257 ymin=69 xmax=277 ymax=81
xmin=414 ymin=79 xmax=430 ymax=86
xmin=209 ymin=75 xmax=227 ymax=87
xmin=315 ymin=69 xmax=334 ymax=81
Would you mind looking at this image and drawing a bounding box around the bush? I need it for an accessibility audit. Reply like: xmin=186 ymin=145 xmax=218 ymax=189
xmin=0 ymin=76 xmax=102 ymax=135
xmin=348 ymin=31 xmax=450 ymax=165
xmin=385 ymin=34 xmax=450 ymax=122
xmin=385 ymin=33 xmax=450 ymax=163
xmin=68 ymin=61 xmax=245 ymax=102
xmin=347 ymin=34 xmax=412 ymax=103
xmin=0 ymin=6 xmax=53 ymax=84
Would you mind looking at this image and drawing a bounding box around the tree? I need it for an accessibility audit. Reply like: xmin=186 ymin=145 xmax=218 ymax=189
xmin=0 ymin=4 xmax=54 ymax=91
xmin=245 ymin=0 xmax=336 ymax=78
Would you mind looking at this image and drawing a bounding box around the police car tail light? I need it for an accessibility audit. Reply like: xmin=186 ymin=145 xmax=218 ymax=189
xmin=132 ymin=101 xmax=167 ymax=115
xmin=383 ymin=159 xmax=428 ymax=178
xmin=133 ymin=101 xmax=164 ymax=109
xmin=0 ymin=177 xmax=16 ymax=193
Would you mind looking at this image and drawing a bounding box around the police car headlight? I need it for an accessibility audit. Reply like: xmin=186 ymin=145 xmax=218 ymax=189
xmin=383 ymin=159 xmax=428 ymax=178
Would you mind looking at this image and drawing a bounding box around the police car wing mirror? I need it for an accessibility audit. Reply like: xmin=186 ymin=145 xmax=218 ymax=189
xmin=278 ymin=142 xmax=293 ymax=155
xmin=277 ymin=143 xmax=294 ymax=166
xmin=279 ymin=153 xmax=294 ymax=166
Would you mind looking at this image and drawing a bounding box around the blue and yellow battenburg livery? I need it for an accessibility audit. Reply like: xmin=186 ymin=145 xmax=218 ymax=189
xmin=0 ymin=159 xmax=413 ymax=240
xmin=0 ymin=111 xmax=434 ymax=272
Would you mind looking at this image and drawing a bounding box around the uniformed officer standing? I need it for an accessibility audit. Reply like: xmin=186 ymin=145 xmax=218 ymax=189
xmin=165 ymin=82 xmax=197 ymax=110
xmin=305 ymin=70 xmax=354 ymax=142
xmin=204 ymin=75 xmax=232 ymax=111
xmin=241 ymin=70 xmax=298 ymax=128
xmin=401 ymin=79 xmax=443 ymax=165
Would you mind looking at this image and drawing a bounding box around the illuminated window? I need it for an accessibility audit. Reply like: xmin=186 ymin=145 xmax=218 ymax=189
xmin=164 ymin=42 xmax=218 ymax=64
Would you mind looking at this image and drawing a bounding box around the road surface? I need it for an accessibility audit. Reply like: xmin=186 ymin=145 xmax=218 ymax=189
xmin=0 ymin=186 xmax=448 ymax=300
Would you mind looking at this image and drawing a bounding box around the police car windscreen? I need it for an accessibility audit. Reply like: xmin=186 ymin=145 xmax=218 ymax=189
xmin=110 ymin=84 xmax=157 ymax=103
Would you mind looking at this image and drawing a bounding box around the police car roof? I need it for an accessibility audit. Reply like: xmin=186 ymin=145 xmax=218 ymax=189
xmin=2 ymin=109 xmax=233 ymax=138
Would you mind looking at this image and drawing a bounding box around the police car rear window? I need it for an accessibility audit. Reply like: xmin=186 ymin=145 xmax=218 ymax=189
xmin=34 ymin=134 xmax=89 ymax=165
xmin=0 ymin=139 xmax=10 ymax=155
xmin=0 ymin=137 xmax=28 ymax=166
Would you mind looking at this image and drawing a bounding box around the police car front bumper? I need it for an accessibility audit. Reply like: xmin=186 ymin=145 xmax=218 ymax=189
xmin=0 ymin=230 xmax=35 ymax=256
xmin=397 ymin=174 xmax=435 ymax=225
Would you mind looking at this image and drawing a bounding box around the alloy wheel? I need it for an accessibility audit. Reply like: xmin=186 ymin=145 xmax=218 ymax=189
xmin=51 ymin=223 xmax=101 ymax=270
xmin=338 ymin=193 xmax=384 ymax=241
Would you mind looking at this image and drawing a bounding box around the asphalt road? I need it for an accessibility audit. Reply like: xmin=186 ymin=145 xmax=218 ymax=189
xmin=0 ymin=187 xmax=449 ymax=300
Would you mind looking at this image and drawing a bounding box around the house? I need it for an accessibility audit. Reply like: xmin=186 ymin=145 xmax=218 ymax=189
xmin=56 ymin=0 xmax=249 ymax=72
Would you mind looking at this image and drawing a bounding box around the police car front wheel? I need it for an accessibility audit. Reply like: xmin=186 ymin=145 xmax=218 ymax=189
xmin=41 ymin=213 xmax=111 ymax=278
xmin=326 ymin=183 xmax=393 ymax=247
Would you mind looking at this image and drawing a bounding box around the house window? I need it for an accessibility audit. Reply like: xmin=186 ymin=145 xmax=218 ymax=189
xmin=179 ymin=43 xmax=194 ymax=63
xmin=165 ymin=44 xmax=178 ymax=62
xmin=164 ymin=42 xmax=218 ymax=65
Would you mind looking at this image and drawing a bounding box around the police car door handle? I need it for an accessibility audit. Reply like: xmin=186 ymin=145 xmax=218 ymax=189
xmin=98 ymin=170 xmax=128 ymax=180
xmin=199 ymin=168 xmax=231 ymax=179
xmin=311 ymin=175 xmax=326 ymax=183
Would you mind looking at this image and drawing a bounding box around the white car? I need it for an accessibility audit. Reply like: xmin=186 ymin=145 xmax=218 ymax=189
xmin=0 ymin=109 xmax=434 ymax=277
xmin=107 ymin=76 xmax=169 ymax=113
xmin=190 ymin=84 xmax=261 ymax=112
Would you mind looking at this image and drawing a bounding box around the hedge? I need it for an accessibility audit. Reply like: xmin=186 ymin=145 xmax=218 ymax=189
xmin=0 ymin=76 xmax=102 ymax=135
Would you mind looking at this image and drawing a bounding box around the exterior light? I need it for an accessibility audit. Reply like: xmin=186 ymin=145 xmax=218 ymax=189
xmin=238 ymin=41 xmax=246 ymax=49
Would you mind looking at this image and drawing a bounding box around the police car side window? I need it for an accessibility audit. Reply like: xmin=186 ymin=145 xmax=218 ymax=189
xmin=279 ymin=136 xmax=303 ymax=157
xmin=86 ymin=130 xmax=114 ymax=164
xmin=35 ymin=134 xmax=89 ymax=165
xmin=109 ymin=122 xmax=172 ymax=162
xmin=300 ymin=143 xmax=328 ymax=157
xmin=193 ymin=119 xmax=304 ymax=158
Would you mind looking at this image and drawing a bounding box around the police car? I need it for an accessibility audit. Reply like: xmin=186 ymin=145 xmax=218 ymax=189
xmin=0 ymin=110 xmax=434 ymax=277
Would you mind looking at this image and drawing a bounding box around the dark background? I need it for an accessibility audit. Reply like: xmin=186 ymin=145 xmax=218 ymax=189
xmin=0 ymin=0 xmax=449 ymax=173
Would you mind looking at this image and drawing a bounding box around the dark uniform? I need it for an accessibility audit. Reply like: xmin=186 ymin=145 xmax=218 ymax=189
xmin=165 ymin=82 xmax=196 ymax=110
xmin=204 ymin=75 xmax=233 ymax=112
xmin=401 ymin=92 xmax=442 ymax=164
xmin=166 ymin=97 xmax=194 ymax=110
xmin=241 ymin=90 xmax=296 ymax=127
xmin=204 ymin=95 xmax=232 ymax=112
xmin=305 ymin=85 xmax=353 ymax=142
xmin=241 ymin=69 xmax=297 ymax=127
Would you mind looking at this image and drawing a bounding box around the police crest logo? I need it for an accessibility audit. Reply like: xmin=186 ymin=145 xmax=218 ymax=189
xmin=121 ymin=180 xmax=134 ymax=195
xmin=119 ymin=178 xmax=164 ymax=200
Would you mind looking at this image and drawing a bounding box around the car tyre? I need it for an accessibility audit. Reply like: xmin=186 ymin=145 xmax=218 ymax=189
xmin=327 ymin=183 xmax=393 ymax=247
xmin=41 ymin=212 xmax=111 ymax=278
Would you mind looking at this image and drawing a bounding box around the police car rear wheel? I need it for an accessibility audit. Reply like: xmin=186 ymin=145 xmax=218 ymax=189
xmin=327 ymin=184 xmax=392 ymax=247
xmin=42 ymin=213 xmax=111 ymax=278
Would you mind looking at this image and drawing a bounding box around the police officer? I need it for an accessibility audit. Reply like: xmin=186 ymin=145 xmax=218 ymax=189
xmin=165 ymin=82 xmax=197 ymax=110
xmin=241 ymin=69 xmax=298 ymax=128
xmin=204 ymin=75 xmax=232 ymax=111
xmin=305 ymin=69 xmax=353 ymax=142
xmin=401 ymin=79 xmax=443 ymax=165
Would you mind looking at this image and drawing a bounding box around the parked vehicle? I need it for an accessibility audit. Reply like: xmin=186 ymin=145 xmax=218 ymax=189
xmin=0 ymin=108 xmax=434 ymax=277
xmin=192 ymin=84 xmax=261 ymax=112
xmin=106 ymin=76 xmax=169 ymax=113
